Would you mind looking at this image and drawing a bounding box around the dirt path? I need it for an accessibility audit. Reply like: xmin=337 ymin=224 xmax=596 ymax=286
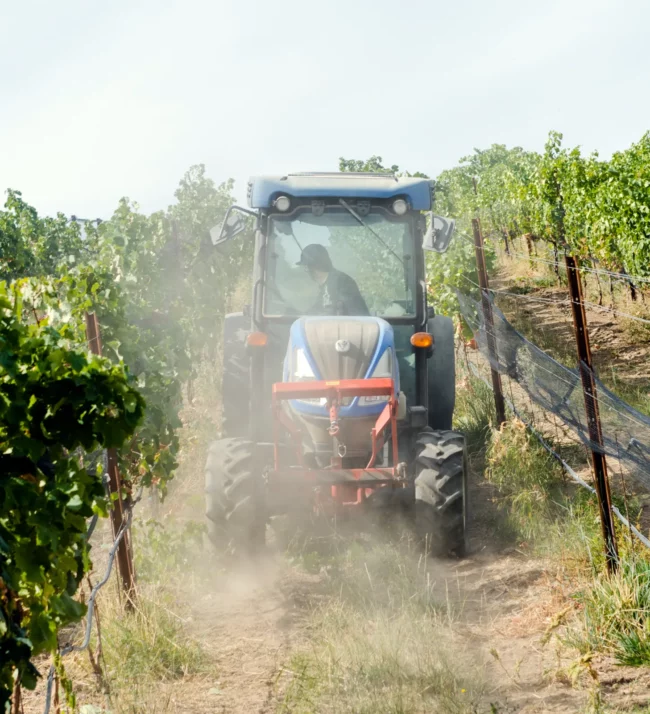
xmin=161 ymin=468 xmax=589 ymax=713
xmin=171 ymin=543 xmax=587 ymax=712
xmin=180 ymin=560 xmax=318 ymax=713
xmin=163 ymin=450 xmax=650 ymax=714
xmin=19 ymin=466 xmax=650 ymax=713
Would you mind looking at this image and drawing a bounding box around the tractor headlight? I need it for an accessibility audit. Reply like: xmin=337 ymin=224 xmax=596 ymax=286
xmin=359 ymin=350 xmax=392 ymax=405
xmin=392 ymin=198 xmax=408 ymax=216
xmin=293 ymin=348 xmax=315 ymax=380
xmin=274 ymin=195 xmax=291 ymax=212
xmin=293 ymin=348 xmax=326 ymax=405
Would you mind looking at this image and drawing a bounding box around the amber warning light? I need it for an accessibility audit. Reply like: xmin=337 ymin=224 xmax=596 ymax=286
xmin=410 ymin=332 xmax=433 ymax=348
xmin=246 ymin=332 xmax=268 ymax=347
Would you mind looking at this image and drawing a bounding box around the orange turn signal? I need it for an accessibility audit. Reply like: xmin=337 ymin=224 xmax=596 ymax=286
xmin=410 ymin=332 xmax=433 ymax=349
xmin=246 ymin=331 xmax=268 ymax=347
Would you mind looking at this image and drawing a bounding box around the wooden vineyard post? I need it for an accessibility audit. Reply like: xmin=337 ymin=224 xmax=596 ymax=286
xmin=11 ymin=679 xmax=21 ymax=714
xmin=472 ymin=218 xmax=507 ymax=427
xmin=565 ymin=256 xmax=619 ymax=572
xmin=85 ymin=312 xmax=138 ymax=605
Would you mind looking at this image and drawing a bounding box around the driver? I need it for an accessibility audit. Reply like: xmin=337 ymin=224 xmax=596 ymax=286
xmin=297 ymin=244 xmax=369 ymax=316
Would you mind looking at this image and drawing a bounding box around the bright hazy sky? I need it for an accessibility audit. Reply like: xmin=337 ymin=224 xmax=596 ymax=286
xmin=1 ymin=0 xmax=649 ymax=218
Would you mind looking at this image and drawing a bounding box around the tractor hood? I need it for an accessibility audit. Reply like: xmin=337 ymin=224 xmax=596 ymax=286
xmin=283 ymin=316 xmax=399 ymax=418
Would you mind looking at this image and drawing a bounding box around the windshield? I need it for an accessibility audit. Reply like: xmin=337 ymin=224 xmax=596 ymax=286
xmin=264 ymin=208 xmax=416 ymax=318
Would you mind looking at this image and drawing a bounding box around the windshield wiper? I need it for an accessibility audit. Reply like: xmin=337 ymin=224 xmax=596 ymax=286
xmin=274 ymin=219 xmax=304 ymax=254
xmin=338 ymin=199 xmax=404 ymax=266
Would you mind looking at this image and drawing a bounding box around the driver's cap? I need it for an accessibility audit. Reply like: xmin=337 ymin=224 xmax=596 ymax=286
xmin=296 ymin=243 xmax=333 ymax=272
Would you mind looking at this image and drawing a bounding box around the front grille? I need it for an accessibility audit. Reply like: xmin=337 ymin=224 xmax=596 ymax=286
xmin=303 ymin=318 xmax=380 ymax=383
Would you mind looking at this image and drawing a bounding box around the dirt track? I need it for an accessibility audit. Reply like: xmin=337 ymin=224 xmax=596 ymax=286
xmin=19 ymin=452 xmax=650 ymax=714
xmin=128 ymin=463 xmax=637 ymax=714
xmin=159 ymin=440 xmax=650 ymax=714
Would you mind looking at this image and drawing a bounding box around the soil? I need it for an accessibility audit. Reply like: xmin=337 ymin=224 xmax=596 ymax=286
xmin=137 ymin=462 xmax=650 ymax=714
xmin=20 ymin=462 xmax=650 ymax=714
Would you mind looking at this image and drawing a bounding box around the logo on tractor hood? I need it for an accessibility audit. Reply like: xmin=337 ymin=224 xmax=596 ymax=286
xmin=335 ymin=339 xmax=350 ymax=354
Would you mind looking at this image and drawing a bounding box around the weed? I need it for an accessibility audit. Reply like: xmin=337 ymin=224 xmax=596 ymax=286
xmin=133 ymin=518 xmax=205 ymax=583
xmin=621 ymin=313 xmax=650 ymax=346
xmin=486 ymin=419 xmax=566 ymax=543
xmin=567 ymin=557 xmax=650 ymax=667
xmin=454 ymin=368 xmax=495 ymax=454
xmin=100 ymin=589 xmax=206 ymax=682
xmin=532 ymin=275 xmax=559 ymax=289
xmin=282 ymin=534 xmax=482 ymax=713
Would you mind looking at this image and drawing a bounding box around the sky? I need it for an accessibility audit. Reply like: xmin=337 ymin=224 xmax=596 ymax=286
xmin=1 ymin=0 xmax=649 ymax=218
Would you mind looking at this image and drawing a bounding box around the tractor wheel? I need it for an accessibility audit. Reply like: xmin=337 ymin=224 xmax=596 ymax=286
xmin=221 ymin=313 xmax=250 ymax=438
xmin=414 ymin=429 xmax=467 ymax=557
xmin=204 ymin=438 xmax=265 ymax=554
xmin=427 ymin=315 xmax=456 ymax=431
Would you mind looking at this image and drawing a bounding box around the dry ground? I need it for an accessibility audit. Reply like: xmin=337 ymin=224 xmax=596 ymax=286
xmin=21 ymin=440 xmax=650 ymax=714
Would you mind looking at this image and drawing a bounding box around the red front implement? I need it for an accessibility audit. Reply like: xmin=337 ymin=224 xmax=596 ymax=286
xmin=269 ymin=378 xmax=405 ymax=507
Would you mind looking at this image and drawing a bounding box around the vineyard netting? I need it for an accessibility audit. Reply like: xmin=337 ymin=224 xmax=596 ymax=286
xmin=458 ymin=290 xmax=650 ymax=491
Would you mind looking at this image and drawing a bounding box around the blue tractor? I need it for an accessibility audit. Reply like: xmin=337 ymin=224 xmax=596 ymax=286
xmin=205 ymin=172 xmax=467 ymax=556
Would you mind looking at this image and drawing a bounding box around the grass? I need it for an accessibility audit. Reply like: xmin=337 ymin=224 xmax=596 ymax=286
xmin=61 ymin=527 xmax=212 ymax=714
xmin=453 ymin=364 xmax=495 ymax=454
xmin=484 ymin=417 xmax=608 ymax=567
xmin=486 ymin=418 xmax=567 ymax=543
xmin=279 ymin=535 xmax=483 ymax=714
xmin=479 ymin=403 xmax=650 ymax=672
xmin=567 ymin=557 xmax=650 ymax=667
xmin=482 ymin=411 xmax=648 ymax=565
xmin=280 ymin=612 xmax=476 ymax=714
xmin=99 ymin=589 xmax=206 ymax=684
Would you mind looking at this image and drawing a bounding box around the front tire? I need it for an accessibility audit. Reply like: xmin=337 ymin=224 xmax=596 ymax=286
xmin=414 ymin=429 xmax=467 ymax=557
xmin=205 ymin=438 xmax=265 ymax=554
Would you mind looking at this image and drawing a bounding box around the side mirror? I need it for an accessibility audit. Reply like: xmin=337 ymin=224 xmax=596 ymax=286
xmin=210 ymin=205 xmax=255 ymax=246
xmin=423 ymin=214 xmax=455 ymax=253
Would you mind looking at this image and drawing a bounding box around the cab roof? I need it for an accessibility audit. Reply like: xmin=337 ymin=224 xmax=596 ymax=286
xmin=247 ymin=172 xmax=432 ymax=211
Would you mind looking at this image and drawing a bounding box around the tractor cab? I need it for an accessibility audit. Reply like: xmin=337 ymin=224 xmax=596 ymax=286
xmin=205 ymin=172 xmax=467 ymax=558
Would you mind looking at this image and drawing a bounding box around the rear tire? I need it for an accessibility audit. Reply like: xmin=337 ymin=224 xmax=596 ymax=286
xmin=427 ymin=315 xmax=456 ymax=431
xmin=414 ymin=429 xmax=467 ymax=557
xmin=205 ymin=438 xmax=265 ymax=554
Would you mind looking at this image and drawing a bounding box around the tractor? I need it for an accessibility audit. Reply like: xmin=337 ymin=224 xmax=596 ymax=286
xmin=205 ymin=172 xmax=467 ymax=556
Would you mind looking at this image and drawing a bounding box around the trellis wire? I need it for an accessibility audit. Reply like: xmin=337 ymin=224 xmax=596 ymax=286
xmin=458 ymin=289 xmax=650 ymax=491
xmin=457 ymin=230 xmax=650 ymax=288
xmin=460 ymin=272 xmax=650 ymax=327
xmin=42 ymin=485 xmax=143 ymax=714
xmin=466 ymin=358 xmax=650 ymax=550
